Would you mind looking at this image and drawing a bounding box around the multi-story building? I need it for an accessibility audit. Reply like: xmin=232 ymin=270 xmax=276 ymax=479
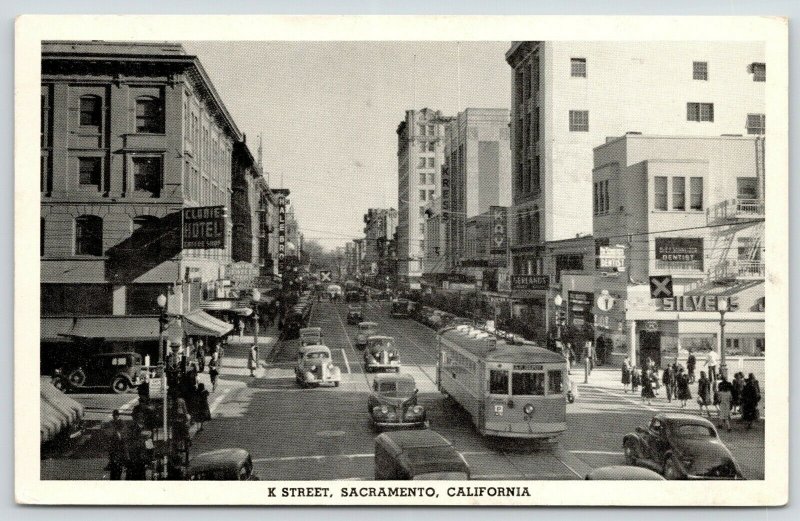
xmin=396 ymin=108 xmax=452 ymax=289
xmin=442 ymin=108 xmax=512 ymax=271
xmin=505 ymin=41 xmax=766 ymax=324
xmin=462 ymin=206 xmax=510 ymax=292
xmin=40 ymin=41 xmax=245 ymax=365
xmin=363 ymin=208 xmax=398 ymax=284
xmin=592 ymin=134 xmax=765 ymax=371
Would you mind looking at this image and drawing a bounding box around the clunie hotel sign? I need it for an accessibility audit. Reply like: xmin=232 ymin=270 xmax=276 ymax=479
xmin=182 ymin=206 xmax=226 ymax=249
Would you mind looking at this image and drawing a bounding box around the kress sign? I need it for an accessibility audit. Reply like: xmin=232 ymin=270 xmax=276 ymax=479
xmin=661 ymin=295 xmax=738 ymax=312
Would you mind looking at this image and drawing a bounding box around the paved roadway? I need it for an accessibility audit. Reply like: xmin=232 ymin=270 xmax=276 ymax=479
xmin=190 ymin=300 xmax=765 ymax=481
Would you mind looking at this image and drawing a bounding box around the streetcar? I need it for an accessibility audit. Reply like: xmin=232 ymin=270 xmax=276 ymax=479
xmin=437 ymin=325 xmax=568 ymax=440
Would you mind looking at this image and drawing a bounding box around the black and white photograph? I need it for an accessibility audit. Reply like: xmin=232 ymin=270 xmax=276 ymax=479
xmin=15 ymin=15 xmax=788 ymax=506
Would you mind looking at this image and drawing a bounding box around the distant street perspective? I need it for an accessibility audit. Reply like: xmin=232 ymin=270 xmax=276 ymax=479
xmin=40 ymin=39 xmax=766 ymax=482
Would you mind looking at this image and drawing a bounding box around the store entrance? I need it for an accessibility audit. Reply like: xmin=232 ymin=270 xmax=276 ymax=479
xmin=639 ymin=330 xmax=662 ymax=368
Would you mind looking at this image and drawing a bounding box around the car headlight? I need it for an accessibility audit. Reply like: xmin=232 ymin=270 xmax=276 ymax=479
xmin=405 ymin=405 xmax=424 ymax=418
xmin=310 ymin=365 xmax=317 ymax=371
xmin=523 ymin=403 xmax=535 ymax=415
xmin=327 ymin=363 xmax=335 ymax=370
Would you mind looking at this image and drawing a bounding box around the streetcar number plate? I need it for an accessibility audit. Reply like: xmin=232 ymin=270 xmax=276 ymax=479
xmin=494 ymin=405 xmax=504 ymax=416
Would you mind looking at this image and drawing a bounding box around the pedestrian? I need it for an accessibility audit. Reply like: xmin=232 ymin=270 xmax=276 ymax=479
xmin=716 ymin=378 xmax=733 ymax=432
xmin=621 ymin=357 xmax=631 ymax=393
xmin=237 ymin=319 xmax=245 ymax=339
xmin=208 ymin=357 xmax=220 ymax=392
xmin=662 ymin=364 xmax=675 ymax=403
xmin=686 ymin=351 xmax=697 ymax=383
xmin=676 ymin=367 xmax=692 ymax=407
xmin=631 ymin=367 xmax=641 ymax=394
xmin=640 ymin=367 xmax=655 ymax=405
xmin=731 ymin=372 xmax=745 ymax=415
xmin=196 ymin=340 xmax=206 ymax=373
xmin=705 ymin=349 xmax=719 ymax=383
xmin=248 ymin=344 xmax=259 ymax=377
xmin=171 ymin=397 xmax=191 ymax=456
xmin=106 ymin=409 xmax=129 ymax=480
xmin=741 ymin=373 xmax=762 ymax=429
xmin=194 ymin=383 xmax=212 ymax=432
xmin=697 ymin=371 xmax=713 ymax=416
xmin=125 ymin=416 xmax=150 ymax=480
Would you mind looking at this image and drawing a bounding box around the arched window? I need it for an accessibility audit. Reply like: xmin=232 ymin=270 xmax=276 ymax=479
xmin=135 ymin=96 xmax=164 ymax=133
xmin=79 ymin=95 xmax=102 ymax=127
xmin=75 ymin=215 xmax=103 ymax=256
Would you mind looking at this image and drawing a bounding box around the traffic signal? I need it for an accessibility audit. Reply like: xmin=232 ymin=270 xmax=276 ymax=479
xmin=556 ymin=309 xmax=567 ymax=326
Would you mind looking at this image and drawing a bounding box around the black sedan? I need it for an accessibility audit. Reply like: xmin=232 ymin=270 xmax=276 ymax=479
xmin=347 ymin=305 xmax=364 ymax=325
xmin=623 ymin=413 xmax=744 ymax=480
xmin=368 ymin=374 xmax=427 ymax=431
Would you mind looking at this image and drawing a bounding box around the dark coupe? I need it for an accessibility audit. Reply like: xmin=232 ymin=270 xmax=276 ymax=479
xmin=368 ymin=374 xmax=427 ymax=431
xmin=623 ymin=413 xmax=744 ymax=480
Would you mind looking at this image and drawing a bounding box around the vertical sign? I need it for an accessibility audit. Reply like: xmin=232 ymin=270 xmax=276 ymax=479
xmin=489 ymin=206 xmax=508 ymax=254
xmin=277 ymin=194 xmax=287 ymax=275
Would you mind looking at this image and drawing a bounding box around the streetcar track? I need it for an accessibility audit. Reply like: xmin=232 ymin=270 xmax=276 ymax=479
xmin=330 ymin=302 xmax=372 ymax=390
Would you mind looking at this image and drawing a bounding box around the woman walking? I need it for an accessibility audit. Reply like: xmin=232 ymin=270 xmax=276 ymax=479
xmin=194 ymin=383 xmax=212 ymax=432
xmin=741 ymin=373 xmax=762 ymax=429
xmin=631 ymin=367 xmax=641 ymax=395
xmin=676 ymin=367 xmax=692 ymax=407
xmin=716 ymin=378 xmax=733 ymax=432
xmin=208 ymin=357 xmax=220 ymax=392
xmin=697 ymin=371 xmax=713 ymax=417
xmin=640 ymin=367 xmax=655 ymax=405
xmin=248 ymin=344 xmax=259 ymax=377
xmin=662 ymin=364 xmax=675 ymax=403
xmin=621 ymin=358 xmax=632 ymax=393
xmin=731 ymin=372 xmax=745 ymax=416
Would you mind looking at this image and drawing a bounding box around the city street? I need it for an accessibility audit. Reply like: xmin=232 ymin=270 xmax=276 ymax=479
xmin=184 ymin=301 xmax=765 ymax=481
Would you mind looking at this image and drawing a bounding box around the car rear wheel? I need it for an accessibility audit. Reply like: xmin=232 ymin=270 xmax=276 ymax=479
xmin=663 ymin=457 xmax=682 ymax=480
xmin=52 ymin=377 xmax=68 ymax=392
xmin=111 ymin=376 xmax=130 ymax=394
xmin=68 ymin=369 xmax=86 ymax=388
xmin=623 ymin=440 xmax=638 ymax=465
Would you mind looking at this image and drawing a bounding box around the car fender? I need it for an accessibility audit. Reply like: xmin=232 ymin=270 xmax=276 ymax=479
xmin=330 ymin=366 xmax=342 ymax=378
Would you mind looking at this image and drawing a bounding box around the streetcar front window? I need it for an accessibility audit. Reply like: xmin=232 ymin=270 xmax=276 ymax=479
xmin=489 ymin=369 xmax=509 ymax=394
xmin=548 ymin=370 xmax=564 ymax=394
xmin=512 ymin=372 xmax=545 ymax=395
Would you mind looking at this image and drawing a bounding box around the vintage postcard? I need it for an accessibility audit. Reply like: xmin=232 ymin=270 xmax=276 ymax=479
xmin=15 ymin=15 xmax=788 ymax=505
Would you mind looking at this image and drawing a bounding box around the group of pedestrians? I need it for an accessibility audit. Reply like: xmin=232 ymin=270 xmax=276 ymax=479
xmin=620 ymin=353 xmax=762 ymax=431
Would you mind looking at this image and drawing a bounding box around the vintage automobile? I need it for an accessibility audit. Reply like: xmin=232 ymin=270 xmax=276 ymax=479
xmin=327 ymin=284 xmax=343 ymax=300
xmin=585 ymin=465 xmax=665 ymax=480
xmin=299 ymin=327 xmax=323 ymax=347
xmin=355 ymin=321 xmax=379 ymax=350
xmin=345 ymin=290 xmax=362 ymax=303
xmin=390 ymin=299 xmax=411 ymax=318
xmin=347 ymin=305 xmax=364 ymax=325
xmin=187 ymin=448 xmax=258 ymax=480
xmin=54 ymin=352 xmax=145 ymax=394
xmin=295 ymin=345 xmax=341 ymax=388
xmin=363 ymin=336 xmax=401 ymax=373
xmin=368 ymin=374 xmax=426 ymax=431
xmin=623 ymin=413 xmax=745 ymax=480
xmin=374 ymin=430 xmax=470 ymax=480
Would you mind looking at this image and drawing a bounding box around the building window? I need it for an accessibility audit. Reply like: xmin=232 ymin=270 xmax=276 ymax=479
xmin=531 ymin=210 xmax=540 ymax=244
xmin=737 ymin=177 xmax=758 ymax=200
xmin=419 ymin=190 xmax=426 ymax=202
xmin=692 ymin=61 xmax=708 ymax=81
xmin=427 ymin=157 xmax=435 ymax=168
xmin=135 ymin=96 xmax=164 ymax=133
xmin=132 ymin=157 xmax=162 ymax=197
xmin=78 ymin=157 xmax=102 ymax=190
xmin=687 ymin=102 xmax=714 ymax=122
xmin=419 ymin=142 xmax=427 ymax=153
xmin=690 ymin=177 xmax=704 ymax=210
xmin=531 ymin=156 xmax=541 ymax=194
xmin=594 ymin=180 xmax=610 ymax=215
xmin=533 ymin=107 xmax=540 ymax=143
xmin=570 ymin=58 xmax=587 ymax=78
xmin=75 ymin=215 xmax=103 ymax=256
xmin=40 ymin=218 xmax=45 ymax=257
xmin=654 ymin=176 xmax=668 ymax=210
xmin=751 ymin=62 xmax=765 ymax=82
xmin=428 ymin=173 xmax=435 ymax=185
xmin=746 ymin=114 xmax=765 ymax=135
xmin=672 ymin=177 xmax=686 ymax=210
xmin=569 ymin=110 xmax=589 ymax=132
xmin=418 ymin=124 xmax=427 ymax=136
xmin=419 ymin=223 xmax=425 ymax=235
xmin=428 ymin=190 xmax=435 ymax=201
xmin=419 ymin=206 xmax=426 ymax=218
xmin=420 ymin=172 xmax=426 ymax=185
xmin=419 ymin=240 xmax=425 ymax=252
xmin=428 ymin=125 xmax=435 ymax=136
xmin=418 ymin=157 xmax=426 ymax=168
xmin=79 ymin=95 xmax=102 ymax=127
xmin=427 ymin=142 xmax=435 ymax=152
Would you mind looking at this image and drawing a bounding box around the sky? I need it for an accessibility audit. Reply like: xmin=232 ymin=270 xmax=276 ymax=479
xmin=182 ymin=41 xmax=512 ymax=250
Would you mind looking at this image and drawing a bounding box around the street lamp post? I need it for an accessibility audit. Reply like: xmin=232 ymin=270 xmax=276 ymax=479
xmin=252 ymin=289 xmax=261 ymax=349
xmin=156 ymin=293 xmax=169 ymax=480
xmin=553 ymin=294 xmax=563 ymax=340
xmin=718 ymin=297 xmax=729 ymax=380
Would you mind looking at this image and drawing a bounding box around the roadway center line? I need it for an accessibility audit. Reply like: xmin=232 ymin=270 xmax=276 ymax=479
xmin=331 ymin=302 xmax=371 ymax=389
xmin=340 ymin=348 xmax=351 ymax=374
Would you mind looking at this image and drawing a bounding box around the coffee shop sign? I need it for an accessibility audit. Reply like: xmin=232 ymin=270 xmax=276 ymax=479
xmin=661 ymin=295 xmax=738 ymax=312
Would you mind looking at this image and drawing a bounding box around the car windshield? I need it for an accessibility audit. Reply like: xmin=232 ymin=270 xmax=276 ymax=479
xmin=306 ymin=351 xmax=329 ymax=360
xmin=369 ymin=339 xmax=396 ymax=350
xmin=675 ymin=424 xmax=716 ymax=438
xmin=377 ymin=380 xmax=415 ymax=395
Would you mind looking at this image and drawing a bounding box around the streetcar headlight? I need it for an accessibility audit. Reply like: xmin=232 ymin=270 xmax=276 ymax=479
xmin=523 ymin=403 xmax=535 ymax=415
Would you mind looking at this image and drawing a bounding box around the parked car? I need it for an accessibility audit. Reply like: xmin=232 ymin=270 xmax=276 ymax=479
xmin=347 ymin=305 xmax=364 ymax=325
xmin=374 ymin=430 xmax=470 ymax=480
xmin=295 ymin=345 xmax=341 ymax=388
xmin=299 ymin=327 xmax=323 ymax=346
xmin=363 ymin=336 xmax=401 ymax=373
xmin=187 ymin=448 xmax=258 ymax=480
xmin=585 ymin=465 xmax=665 ymax=480
xmin=623 ymin=413 xmax=745 ymax=480
xmin=368 ymin=374 xmax=426 ymax=431
xmin=390 ymin=299 xmax=411 ymax=318
xmin=355 ymin=321 xmax=379 ymax=350
xmin=54 ymin=352 xmax=145 ymax=394
xmin=345 ymin=290 xmax=362 ymax=303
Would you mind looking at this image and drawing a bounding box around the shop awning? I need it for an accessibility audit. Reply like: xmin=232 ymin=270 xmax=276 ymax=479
xmin=41 ymin=377 xmax=84 ymax=443
xmin=183 ymin=309 xmax=234 ymax=337
xmin=42 ymin=316 xmax=161 ymax=341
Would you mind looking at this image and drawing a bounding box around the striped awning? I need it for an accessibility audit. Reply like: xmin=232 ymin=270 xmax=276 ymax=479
xmin=41 ymin=377 xmax=84 ymax=443
xmin=182 ymin=309 xmax=234 ymax=337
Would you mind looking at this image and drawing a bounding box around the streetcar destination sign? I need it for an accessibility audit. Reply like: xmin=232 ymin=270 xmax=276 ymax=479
xmin=182 ymin=205 xmax=226 ymax=249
